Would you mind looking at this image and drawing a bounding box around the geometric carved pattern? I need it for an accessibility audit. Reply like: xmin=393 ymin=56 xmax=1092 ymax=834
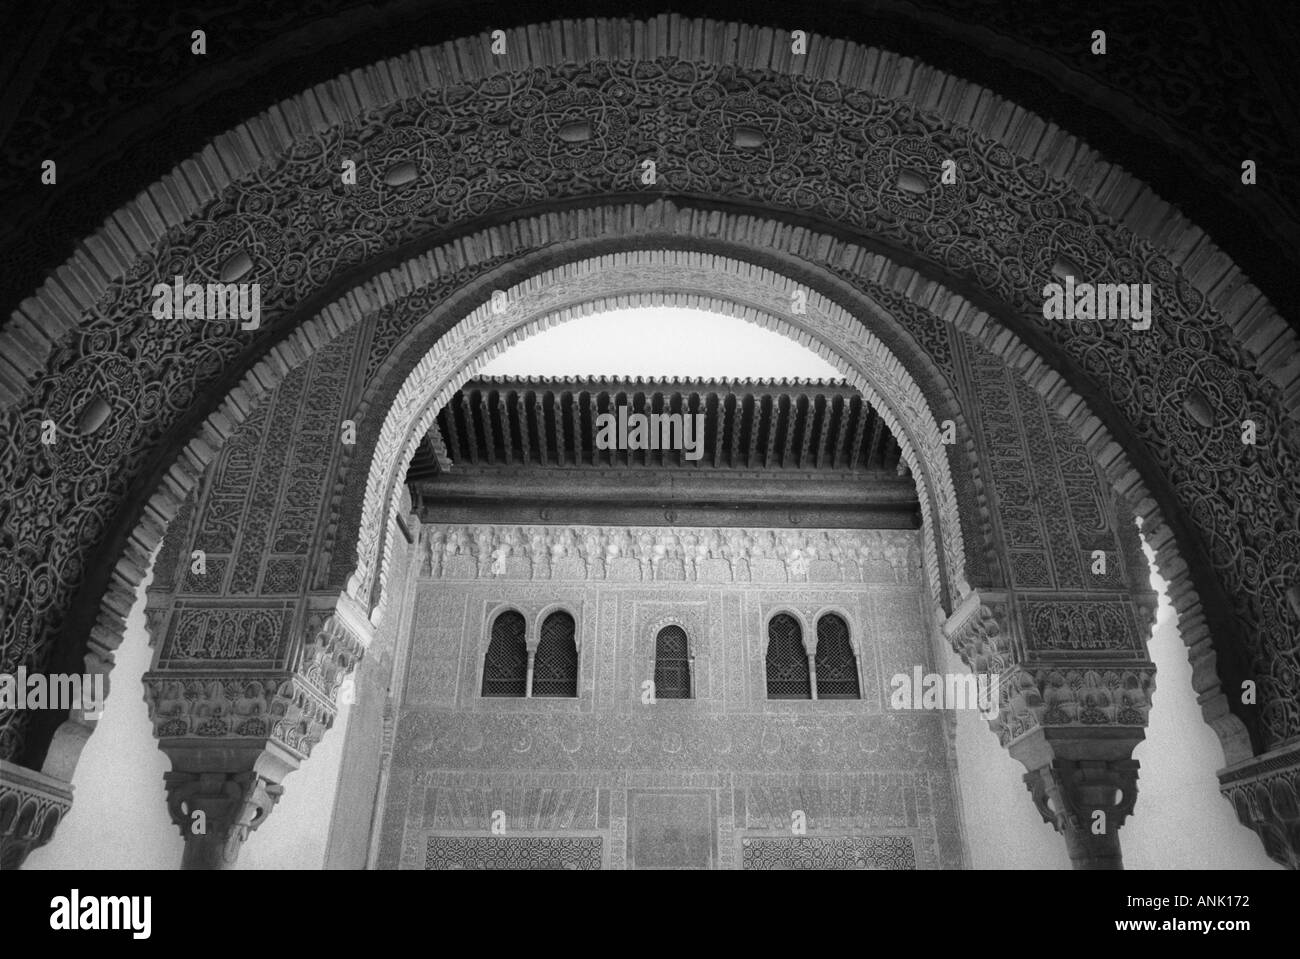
xmin=481 ymin=610 xmax=528 ymax=698
xmin=962 ymin=346 xmax=1138 ymax=595
xmin=425 ymin=836 xmax=602 ymax=870
xmin=766 ymin=613 xmax=811 ymax=700
xmin=260 ymin=558 xmax=305 ymax=594
xmin=740 ymin=836 xmax=916 ymax=870
xmin=424 ymin=786 xmax=600 ymax=832
xmin=743 ymin=775 xmax=918 ymax=831
xmin=5 ymin=4 xmax=1293 ymax=332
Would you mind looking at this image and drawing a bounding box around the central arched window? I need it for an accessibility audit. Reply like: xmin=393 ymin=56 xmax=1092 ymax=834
xmin=766 ymin=613 xmax=811 ymax=699
xmin=815 ymin=613 xmax=861 ymax=699
xmin=533 ymin=610 xmax=578 ymax=697
xmin=482 ymin=609 xmax=528 ymax=697
xmin=654 ymin=625 xmax=691 ymax=699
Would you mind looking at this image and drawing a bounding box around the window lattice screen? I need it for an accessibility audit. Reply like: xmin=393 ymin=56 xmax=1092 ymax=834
xmin=654 ymin=625 xmax=691 ymax=699
xmin=815 ymin=614 xmax=861 ymax=699
xmin=481 ymin=610 xmax=528 ymax=697
xmin=533 ymin=611 xmax=578 ymax=697
xmin=766 ymin=613 xmax=811 ymax=699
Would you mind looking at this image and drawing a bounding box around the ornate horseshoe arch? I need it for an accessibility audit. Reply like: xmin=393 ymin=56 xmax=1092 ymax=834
xmin=348 ymin=248 xmax=972 ymax=625
xmin=2 ymin=17 xmax=1296 ymax=868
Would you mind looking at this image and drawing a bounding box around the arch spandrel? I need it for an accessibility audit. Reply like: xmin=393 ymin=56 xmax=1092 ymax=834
xmin=0 ymin=17 xmax=1295 ymax=866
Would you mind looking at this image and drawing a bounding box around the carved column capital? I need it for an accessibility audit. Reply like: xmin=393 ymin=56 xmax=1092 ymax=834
xmin=163 ymin=766 xmax=286 ymax=870
xmin=1219 ymin=742 xmax=1300 ymax=869
xmin=0 ymin=761 xmax=73 ymax=870
xmin=1010 ymin=730 xmax=1143 ymax=869
xmin=1022 ymin=757 xmax=1140 ymax=869
xmin=998 ymin=662 xmax=1156 ymax=747
xmin=143 ymin=673 xmax=334 ymax=759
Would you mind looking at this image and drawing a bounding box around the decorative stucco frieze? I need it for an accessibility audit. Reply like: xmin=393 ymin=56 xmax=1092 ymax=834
xmin=143 ymin=674 xmax=333 ymax=759
xmin=420 ymin=523 xmax=922 ymax=586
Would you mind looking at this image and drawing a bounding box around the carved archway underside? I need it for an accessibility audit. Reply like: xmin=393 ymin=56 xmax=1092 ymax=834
xmin=1 ymin=18 xmax=1292 ymax=775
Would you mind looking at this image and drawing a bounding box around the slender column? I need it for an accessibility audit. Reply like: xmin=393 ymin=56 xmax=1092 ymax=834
xmin=943 ymin=589 xmax=1155 ymax=870
xmin=162 ymin=751 xmax=292 ymax=870
xmin=145 ymin=596 xmax=370 ymax=868
xmin=1012 ymin=733 xmax=1141 ymax=870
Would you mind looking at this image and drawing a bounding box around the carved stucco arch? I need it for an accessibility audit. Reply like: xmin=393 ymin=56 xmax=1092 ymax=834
xmin=645 ymin=614 xmax=702 ymax=658
xmin=809 ymin=607 xmax=861 ymax=659
xmin=324 ymin=232 xmax=1169 ymax=755
xmin=26 ymin=203 xmax=1242 ymax=831
xmin=348 ymin=248 xmax=970 ymax=627
xmin=764 ymin=607 xmax=813 ymax=653
xmin=641 ymin=613 xmax=705 ymax=703
xmin=3 ymin=17 xmax=1293 ymax=775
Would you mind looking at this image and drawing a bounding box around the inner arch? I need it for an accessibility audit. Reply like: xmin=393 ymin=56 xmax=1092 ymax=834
xmin=477 ymin=307 xmax=843 ymax=380
xmin=350 ymin=250 xmax=972 ymax=624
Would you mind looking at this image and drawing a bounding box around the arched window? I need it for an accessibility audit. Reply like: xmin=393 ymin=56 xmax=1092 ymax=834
xmin=815 ymin=613 xmax=861 ymax=699
xmin=533 ymin=610 xmax=578 ymax=697
xmin=481 ymin=610 xmax=527 ymax=697
xmin=766 ymin=613 xmax=811 ymax=699
xmin=654 ymin=625 xmax=691 ymax=699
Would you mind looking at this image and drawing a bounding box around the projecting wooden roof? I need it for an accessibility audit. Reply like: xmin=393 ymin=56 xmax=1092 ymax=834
xmin=408 ymin=375 xmax=908 ymax=479
xmin=405 ymin=376 xmax=919 ymax=530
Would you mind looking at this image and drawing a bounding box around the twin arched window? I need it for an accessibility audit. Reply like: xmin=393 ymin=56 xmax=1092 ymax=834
xmin=765 ymin=612 xmax=860 ymax=700
xmin=481 ymin=609 xmax=578 ymax=698
xmin=482 ymin=609 xmax=857 ymax=701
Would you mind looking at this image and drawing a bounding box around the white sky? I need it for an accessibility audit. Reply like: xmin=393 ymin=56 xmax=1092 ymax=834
xmin=477 ymin=307 xmax=843 ymax=380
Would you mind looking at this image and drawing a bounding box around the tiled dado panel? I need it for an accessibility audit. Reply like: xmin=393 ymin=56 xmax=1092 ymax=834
xmin=381 ymin=524 xmax=961 ymax=868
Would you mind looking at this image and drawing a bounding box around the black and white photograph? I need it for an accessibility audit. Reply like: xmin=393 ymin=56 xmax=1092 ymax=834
xmin=0 ymin=0 xmax=1295 ymax=937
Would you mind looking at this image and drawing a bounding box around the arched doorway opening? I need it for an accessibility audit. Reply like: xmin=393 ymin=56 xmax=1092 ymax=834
xmin=3 ymin=18 xmax=1295 ymax=869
